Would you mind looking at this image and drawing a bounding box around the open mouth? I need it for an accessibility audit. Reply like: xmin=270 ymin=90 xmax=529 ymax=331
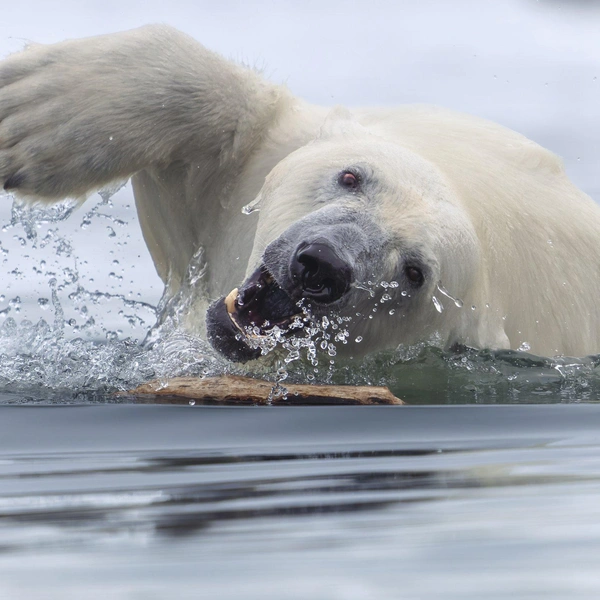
xmin=225 ymin=266 xmax=302 ymax=338
xmin=206 ymin=265 xmax=304 ymax=363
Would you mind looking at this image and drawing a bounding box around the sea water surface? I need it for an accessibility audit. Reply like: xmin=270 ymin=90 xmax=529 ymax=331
xmin=2 ymin=404 xmax=600 ymax=599
xmin=1 ymin=0 xmax=600 ymax=597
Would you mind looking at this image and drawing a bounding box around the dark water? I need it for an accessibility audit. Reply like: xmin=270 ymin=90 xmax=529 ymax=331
xmin=2 ymin=403 xmax=600 ymax=599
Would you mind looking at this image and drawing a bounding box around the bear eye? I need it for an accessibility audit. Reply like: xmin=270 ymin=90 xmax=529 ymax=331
xmin=338 ymin=171 xmax=360 ymax=190
xmin=405 ymin=266 xmax=424 ymax=287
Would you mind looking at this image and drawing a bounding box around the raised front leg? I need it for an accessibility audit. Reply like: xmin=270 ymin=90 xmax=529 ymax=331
xmin=0 ymin=25 xmax=283 ymax=201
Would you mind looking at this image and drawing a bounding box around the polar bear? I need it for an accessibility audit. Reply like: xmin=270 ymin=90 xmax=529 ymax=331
xmin=0 ymin=25 xmax=599 ymax=361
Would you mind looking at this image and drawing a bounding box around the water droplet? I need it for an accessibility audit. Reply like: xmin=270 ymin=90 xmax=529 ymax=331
xmin=471 ymin=305 xmax=476 ymax=311
xmin=432 ymin=295 xmax=444 ymax=313
xmin=355 ymin=336 xmax=363 ymax=343
xmin=37 ymin=298 xmax=50 ymax=310
xmin=388 ymin=309 xmax=395 ymax=315
xmin=518 ymin=342 xmax=531 ymax=352
xmin=436 ymin=282 xmax=463 ymax=308
xmin=242 ymin=197 xmax=261 ymax=215
xmin=189 ymin=399 xmax=196 ymax=406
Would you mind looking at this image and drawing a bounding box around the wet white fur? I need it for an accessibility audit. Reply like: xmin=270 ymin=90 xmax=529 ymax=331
xmin=0 ymin=25 xmax=598 ymax=357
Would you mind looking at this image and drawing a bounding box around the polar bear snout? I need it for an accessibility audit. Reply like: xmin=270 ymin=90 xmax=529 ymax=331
xmin=290 ymin=241 xmax=353 ymax=305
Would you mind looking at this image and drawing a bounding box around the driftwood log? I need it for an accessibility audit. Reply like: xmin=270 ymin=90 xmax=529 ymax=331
xmin=127 ymin=375 xmax=404 ymax=406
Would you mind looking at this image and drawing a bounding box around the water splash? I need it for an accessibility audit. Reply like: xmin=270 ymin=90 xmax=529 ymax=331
xmin=241 ymin=196 xmax=261 ymax=215
xmin=1 ymin=191 xmax=598 ymax=405
xmin=238 ymin=300 xmax=354 ymax=384
xmin=0 ymin=203 xmax=224 ymax=400
xmin=145 ymin=245 xmax=209 ymax=345
xmin=436 ymin=282 xmax=464 ymax=308
xmin=8 ymin=197 xmax=80 ymax=242
xmin=98 ymin=179 xmax=128 ymax=203
xmin=354 ymin=282 xmax=376 ymax=298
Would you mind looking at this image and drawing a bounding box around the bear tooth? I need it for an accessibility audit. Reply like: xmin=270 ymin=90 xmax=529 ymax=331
xmin=225 ymin=288 xmax=238 ymax=314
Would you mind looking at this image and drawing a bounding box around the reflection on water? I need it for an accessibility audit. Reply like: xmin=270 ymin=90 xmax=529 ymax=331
xmin=1 ymin=404 xmax=600 ymax=599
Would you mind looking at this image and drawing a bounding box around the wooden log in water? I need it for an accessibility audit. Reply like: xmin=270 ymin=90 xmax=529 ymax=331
xmin=126 ymin=375 xmax=404 ymax=406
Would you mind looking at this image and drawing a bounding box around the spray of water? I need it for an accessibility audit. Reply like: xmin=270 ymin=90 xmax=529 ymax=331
xmin=0 ymin=190 xmax=598 ymax=404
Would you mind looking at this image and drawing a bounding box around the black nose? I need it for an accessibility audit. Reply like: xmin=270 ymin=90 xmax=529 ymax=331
xmin=290 ymin=242 xmax=352 ymax=304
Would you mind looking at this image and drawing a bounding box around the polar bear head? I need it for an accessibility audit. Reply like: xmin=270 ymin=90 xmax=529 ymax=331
xmin=206 ymin=115 xmax=480 ymax=362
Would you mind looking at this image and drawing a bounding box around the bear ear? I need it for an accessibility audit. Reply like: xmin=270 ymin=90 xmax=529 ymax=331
xmin=317 ymin=105 xmax=368 ymax=139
